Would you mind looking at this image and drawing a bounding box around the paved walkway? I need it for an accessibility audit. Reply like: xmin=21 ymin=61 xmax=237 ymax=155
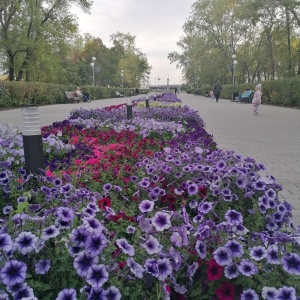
xmin=1 ymin=93 xmax=299 ymax=224
xmin=182 ymin=93 xmax=300 ymax=225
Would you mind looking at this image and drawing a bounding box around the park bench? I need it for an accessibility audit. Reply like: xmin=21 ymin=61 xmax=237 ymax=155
xmin=115 ymin=91 xmax=124 ymax=97
xmin=64 ymin=91 xmax=83 ymax=103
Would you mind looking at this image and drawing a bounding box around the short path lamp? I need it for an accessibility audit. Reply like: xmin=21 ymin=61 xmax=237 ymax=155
xmin=21 ymin=105 xmax=44 ymax=175
xmin=145 ymin=97 xmax=149 ymax=108
xmin=127 ymin=98 xmax=133 ymax=119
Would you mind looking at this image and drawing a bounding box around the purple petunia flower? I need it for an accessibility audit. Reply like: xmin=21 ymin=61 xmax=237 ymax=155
xmin=138 ymin=200 xmax=154 ymax=213
xmin=116 ymin=238 xmax=135 ymax=256
xmin=170 ymin=232 xmax=182 ymax=248
xmin=0 ymin=234 xmax=13 ymax=252
xmin=85 ymin=232 xmax=107 ymax=256
xmin=71 ymin=226 xmax=90 ymax=246
xmin=15 ymin=231 xmax=38 ymax=255
xmin=221 ymin=188 xmax=232 ymax=202
xmin=35 ymin=259 xmax=50 ymax=274
xmin=59 ymin=183 xmax=73 ymax=194
xmin=139 ymin=179 xmax=150 ymax=188
xmin=234 ymin=224 xmax=249 ymax=235
xmin=141 ymin=235 xmax=161 ymax=254
xmin=0 ymin=260 xmax=27 ymax=286
xmin=3 ymin=205 xmax=13 ymax=215
xmin=56 ymin=207 xmax=74 ymax=223
xmin=225 ymin=240 xmax=244 ymax=258
xmin=198 ymin=202 xmax=212 ymax=214
xmin=193 ymin=214 xmax=204 ymax=223
xmin=87 ymin=202 xmax=100 ymax=212
xmin=138 ymin=216 xmax=152 ymax=233
xmin=41 ymin=225 xmax=60 ymax=241
xmin=253 ymin=180 xmax=266 ymax=191
xmin=55 ymin=289 xmax=76 ymax=300
xmin=86 ymin=264 xmax=109 ymax=287
xmin=157 ymin=258 xmax=172 ymax=281
xmin=14 ymin=286 xmax=34 ymax=300
xmin=152 ymin=211 xmax=171 ymax=232
xmin=6 ymin=281 xmax=27 ymax=295
xmin=187 ymin=183 xmax=198 ymax=195
xmin=216 ymin=159 xmax=226 ymax=170
xmin=144 ymin=258 xmax=159 ymax=278
xmin=213 ymin=247 xmax=232 ymax=266
xmin=277 ymin=203 xmax=287 ymax=215
xmin=73 ymin=251 xmax=99 ymax=278
xmin=262 ymin=286 xmax=278 ymax=300
xmin=85 ymin=287 xmax=106 ymax=300
xmin=236 ymin=176 xmax=247 ymax=188
xmin=0 ymin=291 xmax=9 ymax=299
xmin=225 ymin=209 xmax=243 ymax=225
xmin=187 ymin=262 xmax=198 ymax=277
xmin=126 ymin=225 xmax=136 ymax=234
xmin=195 ymin=240 xmax=206 ymax=259
xmin=276 ymin=286 xmax=296 ymax=300
xmin=266 ymin=245 xmax=281 ymax=265
xmin=103 ymin=183 xmax=112 ymax=193
xmin=250 ymin=246 xmax=267 ymax=261
xmin=126 ymin=258 xmax=145 ymax=279
xmin=265 ymin=188 xmax=276 ymax=200
xmin=238 ymin=259 xmax=258 ymax=277
xmin=68 ymin=245 xmax=82 ymax=257
xmin=189 ymin=200 xmax=198 ymax=209
xmin=83 ymin=216 xmax=103 ymax=233
xmin=53 ymin=177 xmax=62 ymax=186
xmin=282 ymin=253 xmax=300 ymax=275
xmin=241 ymin=289 xmax=259 ymax=300
xmin=224 ymin=263 xmax=239 ymax=279
xmin=105 ymin=286 xmax=121 ymax=300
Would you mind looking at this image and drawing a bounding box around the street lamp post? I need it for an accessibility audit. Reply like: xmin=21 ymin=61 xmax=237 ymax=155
xmin=121 ymin=69 xmax=124 ymax=89
xmin=231 ymin=54 xmax=238 ymax=101
xmin=197 ymin=77 xmax=199 ymax=95
xmin=157 ymin=76 xmax=160 ymax=92
xmin=90 ymin=57 xmax=96 ymax=86
xmin=167 ymin=76 xmax=170 ymax=93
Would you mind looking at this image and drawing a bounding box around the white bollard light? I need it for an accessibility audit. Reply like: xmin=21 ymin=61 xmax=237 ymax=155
xmin=21 ymin=106 xmax=45 ymax=174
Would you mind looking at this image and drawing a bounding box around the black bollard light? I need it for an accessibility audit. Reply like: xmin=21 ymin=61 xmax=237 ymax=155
xmin=21 ymin=105 xmax=45 ymax=175
xmin=145 ymin=97 xmax=149 ymax=108
xmin=127 ymin=98 xmax=133 ymax=119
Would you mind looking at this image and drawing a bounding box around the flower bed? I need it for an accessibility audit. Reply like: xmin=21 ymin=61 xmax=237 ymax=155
xmin=0 ymin=93 xmax=299 ymax=300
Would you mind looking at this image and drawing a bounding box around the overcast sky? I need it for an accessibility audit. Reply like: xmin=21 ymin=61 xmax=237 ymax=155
xmin=72 ymin=0 xmax=195 ymax=86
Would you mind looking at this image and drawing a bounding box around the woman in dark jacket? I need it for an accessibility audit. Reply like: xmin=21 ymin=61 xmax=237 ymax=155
xmin=213 ymin=81 xmax=222 ymax=102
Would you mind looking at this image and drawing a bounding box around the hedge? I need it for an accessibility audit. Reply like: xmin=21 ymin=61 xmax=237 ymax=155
xmin=0 ymin=81 xmax=138 ymax=108
xmin=190 ymin=77 xmax=300 ymax=108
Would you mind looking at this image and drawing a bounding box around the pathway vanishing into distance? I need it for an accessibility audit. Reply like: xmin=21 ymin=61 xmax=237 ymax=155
xmin=182 ymin=93 xmax=300 ymax=225
xmin=1 ymin=92 xmax=299 ymax=224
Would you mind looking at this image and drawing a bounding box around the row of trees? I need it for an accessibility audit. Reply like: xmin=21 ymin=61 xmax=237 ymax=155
xmin=0 ymin=0 xmax=151 ymax=87
xmin=169 ymin=0 xmax=300 ymax=88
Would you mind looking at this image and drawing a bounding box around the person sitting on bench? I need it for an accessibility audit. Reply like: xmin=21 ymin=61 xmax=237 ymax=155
xmin=76 ymin=87 xmax=90 ymax=102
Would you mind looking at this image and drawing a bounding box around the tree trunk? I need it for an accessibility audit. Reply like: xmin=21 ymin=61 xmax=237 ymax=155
xmin=7 ymin=50 xmax=15 ymax=81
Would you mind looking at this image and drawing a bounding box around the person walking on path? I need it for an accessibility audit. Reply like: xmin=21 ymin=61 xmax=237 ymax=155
xmin=252 ymin=84 xmax=262 ymax=115
xmin=213 ymin=80 xmax=222 ymax=102
xmin=175 ymin=87 xmax=178 ymax=96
